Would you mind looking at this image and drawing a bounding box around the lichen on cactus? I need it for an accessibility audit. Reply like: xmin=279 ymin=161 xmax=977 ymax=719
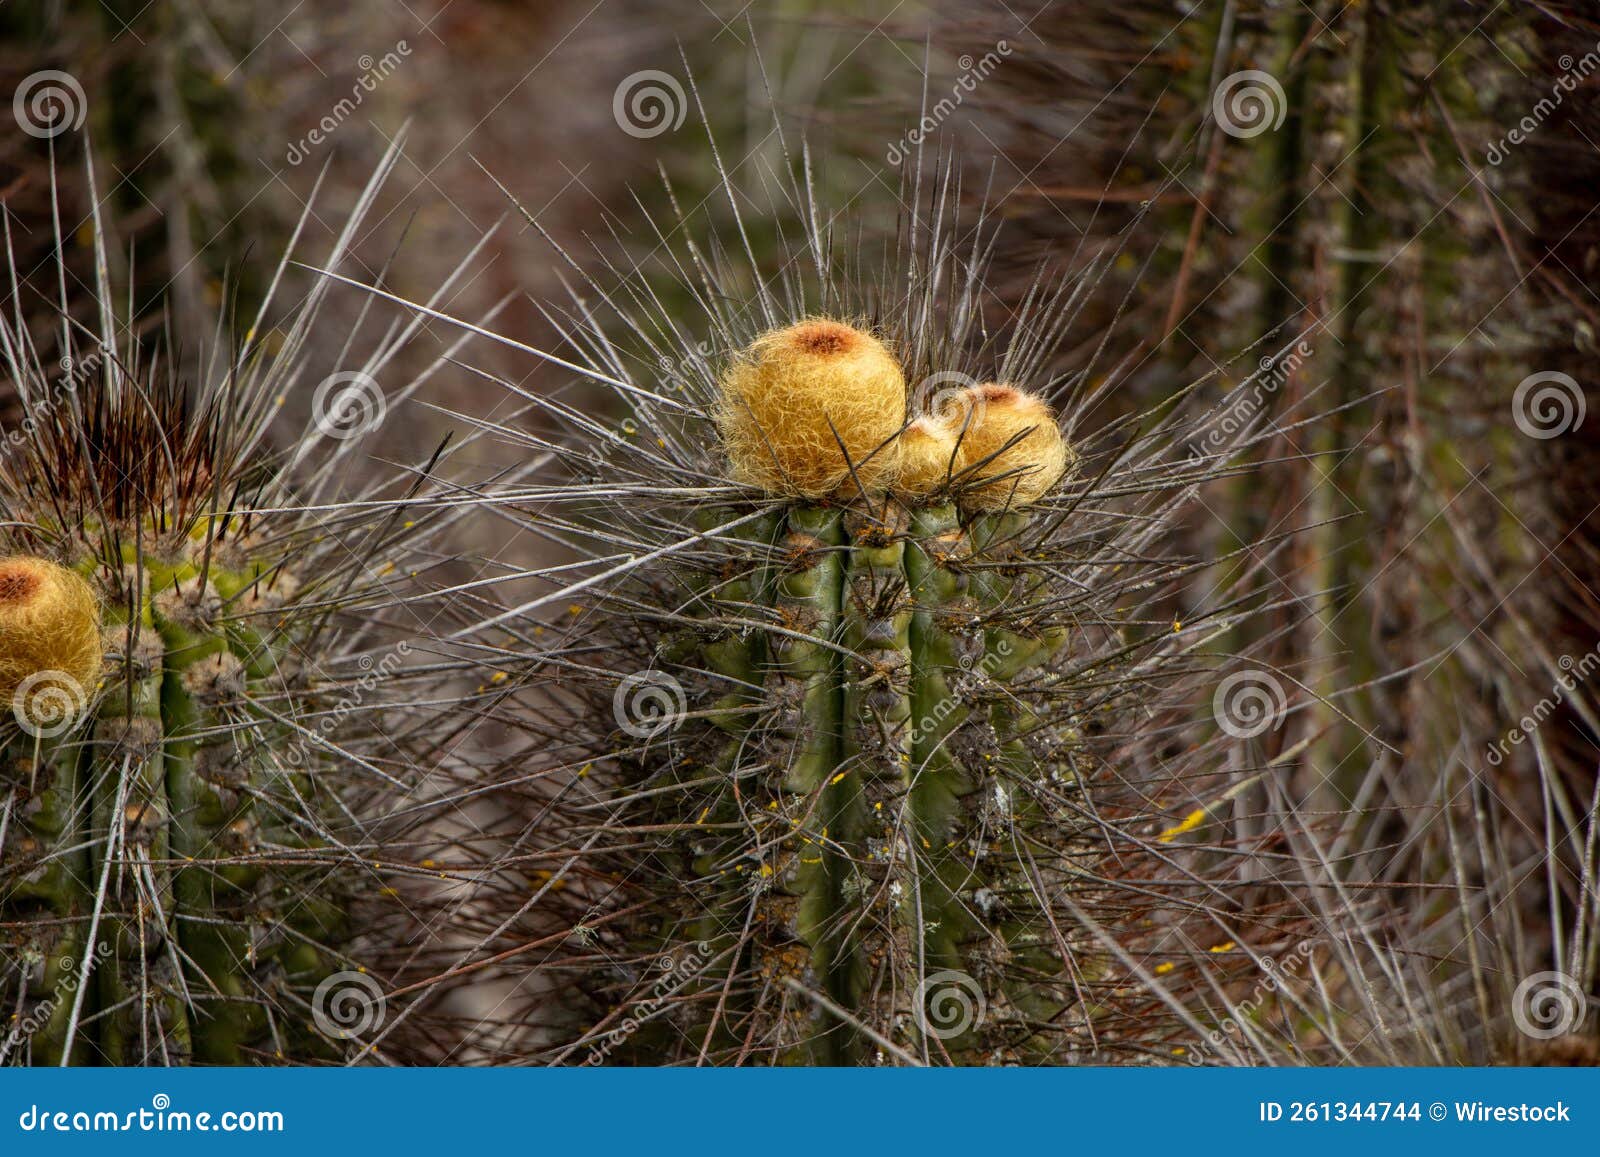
xmin=0 ymin=149 xmax=444 ymax=1065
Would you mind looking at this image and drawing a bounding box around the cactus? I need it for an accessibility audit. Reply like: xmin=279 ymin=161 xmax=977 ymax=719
xmin=345 ymin=148 xmax=1355 ymax=1065
xmin=0 ymin=150 xmax=445 ymax=1065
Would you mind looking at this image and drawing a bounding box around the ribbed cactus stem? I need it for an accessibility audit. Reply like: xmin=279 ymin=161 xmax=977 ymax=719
xmin=767 ymin=505 xmax=848 ymax=1062
xmin=837 ymin=503 xmax=915 ymax=1052
xmin=694 ymin=508 xmax=779 ymax=736
xmin=3 ymin=729 xmax=91 ymax=1064
xmin=903 ymin=503 xmax=983 ymax=1056
xmin=93 ymin=568 xmax=190 ymax=1064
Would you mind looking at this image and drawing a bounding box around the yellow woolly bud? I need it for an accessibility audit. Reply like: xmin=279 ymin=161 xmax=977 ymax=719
xmin=715 ymin=318 xmax=906 ymax=499
xmin=946 ymin=383 xmax=1073 ymax=511
xmin=894 ymin=415 xmax=960 ymax=499
xmin=0 ymin=556 xmax=102 ymax=730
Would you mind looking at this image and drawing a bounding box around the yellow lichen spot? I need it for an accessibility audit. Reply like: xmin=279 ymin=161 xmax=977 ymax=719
xmin=568 ymin=604 xmax=584 ymax=616
xmin=1158 ymin=808 xmax=1207 ymax=843
xmin=1209 ymin=941 xmax=1236 ymax=954
xmin=758 ymin=864 xmax=774 ymax=878
xmin=421 ymin=859 xmax=437 ymax=869
xmin=1154 ymin=962 xmax=1175 ymax=975
xmin=1171 ymin=1046 xmax=1186 ymax=1056
xmin=829 ymin=770 xmax=849 ymax=785
xmin=766 ymin=800 xmax=778 ymax=810
xmin=1172 ymin=618 xmax=1183 ymax=633
xmin=697 ymin=806 xmax=712 ymax=825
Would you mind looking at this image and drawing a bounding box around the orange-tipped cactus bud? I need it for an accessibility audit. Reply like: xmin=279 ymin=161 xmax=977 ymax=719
xmin=945 ymin=383 xmax=1073 ymax=511
xmin=0 ymin=556 xmax=101 ymax=731
xmin=715 ymin=318 xmax=906 ymax=499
